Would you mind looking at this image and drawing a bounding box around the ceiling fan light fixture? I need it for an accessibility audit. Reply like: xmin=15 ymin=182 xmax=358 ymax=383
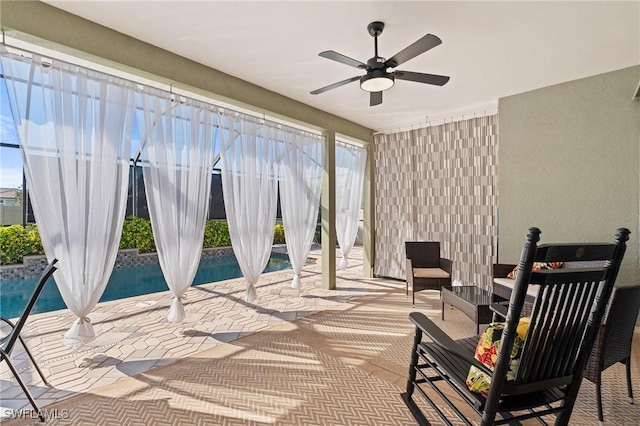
xmin=360 ymin=70 xmax=395 ymax=92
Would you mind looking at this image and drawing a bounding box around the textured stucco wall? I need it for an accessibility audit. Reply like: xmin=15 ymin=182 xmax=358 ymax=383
xmin=498 ymin=65 xmax=640 ymax=284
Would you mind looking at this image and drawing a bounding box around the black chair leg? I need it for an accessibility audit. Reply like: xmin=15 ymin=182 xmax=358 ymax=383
xmin=626 ymin=357 xmax=634 ymax=404
xmin=1 ymin=318 xmax=49 ymax=386
xmin=596 ymin=379 xmax=604 ymax=426
xmin=18 ymin=335 xmax=49 ymax=386
xmin=2 ymin=353 xmax=45 ymax=422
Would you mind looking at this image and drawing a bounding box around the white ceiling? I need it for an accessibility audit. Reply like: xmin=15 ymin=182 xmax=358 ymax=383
xmin=44 ymin=1 xmax=640 ymax=132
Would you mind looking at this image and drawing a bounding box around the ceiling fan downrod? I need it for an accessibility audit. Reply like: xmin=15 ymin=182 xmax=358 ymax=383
xmin=367 ymin=21 xmax=385 ymax=62
xmin=374 ymin=35 xmax=379 ymax=58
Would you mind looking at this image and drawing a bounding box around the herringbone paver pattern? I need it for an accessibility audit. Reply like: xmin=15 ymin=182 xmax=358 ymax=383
xmin=2 ymin=246 xmax=640 ymax=425
xmin=23 ymin=333 xmax=418 ymax=425
xmin=1 ymin=247 xmax=373 ymax=420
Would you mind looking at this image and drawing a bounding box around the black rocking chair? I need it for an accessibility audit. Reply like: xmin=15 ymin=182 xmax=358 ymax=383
xmin=402 ymin=228 xmax=629 ymax=426
xmin=1 ymin=259 xmax=58 ymax=422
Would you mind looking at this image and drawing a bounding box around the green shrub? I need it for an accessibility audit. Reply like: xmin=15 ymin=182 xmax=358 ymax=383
xmin=1 ymin=216 xmax=287 ymax=265
xmin=24 ymin=226 xmax=44 ymax=257
xmin=203 ymin=220 xmax=231 ymax=248
xmin=273 ymin=223 xmax=285 ymax=244
xmin=204 ymin=221 xmax=286 ymax=247
xmin=119 ymin=216 xmax=156 ymax=253
xmin=0 ymin=225 xmax=26 ymax=265
xmin=0 ymin=224 xmax=44 ymax=265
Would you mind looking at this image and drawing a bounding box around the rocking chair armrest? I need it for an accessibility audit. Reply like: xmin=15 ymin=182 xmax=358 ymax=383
xmin=409 ymin=312 xmax=493 ymax=376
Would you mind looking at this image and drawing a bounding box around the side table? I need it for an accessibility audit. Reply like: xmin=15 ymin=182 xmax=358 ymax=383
xmin=441 ymin=285 xmax=493 ymax=334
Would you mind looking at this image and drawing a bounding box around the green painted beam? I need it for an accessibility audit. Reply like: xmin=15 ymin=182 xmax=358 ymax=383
xmin=321 ymin=130 xmax=337 ymax=290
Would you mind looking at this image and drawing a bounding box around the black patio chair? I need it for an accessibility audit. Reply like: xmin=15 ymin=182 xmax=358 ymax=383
xmin=405 ymin=241 xmax=452 ymax=307
xmin=401 ymin=228 xmax=629 ymax=426
xmin=584 ymin=284 xmax=640 ymax=426
xmin=1 ymin=259 xmax=58 ymax=422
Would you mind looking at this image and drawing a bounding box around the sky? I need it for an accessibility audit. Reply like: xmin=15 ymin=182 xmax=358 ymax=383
xmin=0 ymin=75 xmax=23 ymax=190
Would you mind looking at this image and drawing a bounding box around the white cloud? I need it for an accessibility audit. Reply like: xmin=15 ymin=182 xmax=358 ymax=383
xmin=0 ymin=115 xmax=19 ymax=145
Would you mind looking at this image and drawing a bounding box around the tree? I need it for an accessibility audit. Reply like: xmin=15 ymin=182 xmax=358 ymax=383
xmin=14 ymin=185 xmax=22 ymax=206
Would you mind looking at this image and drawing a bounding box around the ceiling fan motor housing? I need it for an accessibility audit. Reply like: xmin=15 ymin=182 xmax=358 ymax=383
xmin=367 ymin=57 xmax=387 ymax=69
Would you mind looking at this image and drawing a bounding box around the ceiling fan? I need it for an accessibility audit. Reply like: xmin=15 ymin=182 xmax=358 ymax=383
xmin=310 ymin=21 xmax=450 ymax=106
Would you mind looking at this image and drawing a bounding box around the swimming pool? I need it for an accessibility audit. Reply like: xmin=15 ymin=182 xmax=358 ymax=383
xmin=0 ymin=255 xmax=291 ymax=319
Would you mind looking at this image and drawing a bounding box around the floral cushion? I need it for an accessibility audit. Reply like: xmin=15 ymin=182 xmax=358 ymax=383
xmin=465 ymin=318 xmax=530 ymax=396
xmin=506 ymin=262 xmax=564 ymax=279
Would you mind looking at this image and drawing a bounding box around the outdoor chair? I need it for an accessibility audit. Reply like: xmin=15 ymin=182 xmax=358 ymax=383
xmin=1 ymin=259 xmax=58 ymax=422
xmin=401 ymin=227 xmax=629 ymax=426
xmin=491 ymin=262 xmax=534 ymax=317
xmin=584 ymin=284 xmax=640 ymax=426
xmin=405 ymin=241 xmax=452 ymax=307
xmin=491 ymin=262 xmax=520 ymax=302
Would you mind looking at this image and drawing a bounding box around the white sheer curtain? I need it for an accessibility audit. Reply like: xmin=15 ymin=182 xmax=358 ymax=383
xmin=137 ymin=90 xmax=218 ymax=322
xmin=1 ymin=50 xmax=135 ymax=345
xmin=220 ymin=113 xmax=278 ymax=303
xmin=278 ymin=130 xmax=324 ymax=288
xmin=335 ymin=142 xmax=367 ymax=270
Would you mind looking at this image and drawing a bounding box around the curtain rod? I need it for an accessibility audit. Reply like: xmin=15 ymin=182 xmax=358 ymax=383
xmin=1 ymin=36 xmax=323 ymax=138
xmin=336 ymin=139 xmax=366 ymax=150
xmin=373 ymin=105 xmax=498 ymax=135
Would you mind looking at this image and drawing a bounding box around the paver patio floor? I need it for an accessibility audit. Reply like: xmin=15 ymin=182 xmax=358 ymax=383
xmin=1 ymin=246 xmax=379 ymax=417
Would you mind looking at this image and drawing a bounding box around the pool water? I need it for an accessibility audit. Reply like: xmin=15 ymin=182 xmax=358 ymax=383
xmin=0 ymin=255 xmax=291 ymax=319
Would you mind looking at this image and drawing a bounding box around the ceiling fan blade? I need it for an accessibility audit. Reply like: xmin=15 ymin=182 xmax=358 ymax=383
xmin=395 ymin=70 xmax=450 ymax=86
xmin=370 ymin=91 xmax=382 ymax=106
xmin=385 ymin=34 xmax=442 ymax=68
xmin=319 ymin=51 xmax=367 ymax=69
xmin=310 ymin=76 xmax=360 ymax=95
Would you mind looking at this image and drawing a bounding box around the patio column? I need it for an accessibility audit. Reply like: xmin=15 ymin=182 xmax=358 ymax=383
xmin=362 ymin=142 xmax=375 ymax=278
xmin=321 ymin=130 xmax=336 ymax=290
